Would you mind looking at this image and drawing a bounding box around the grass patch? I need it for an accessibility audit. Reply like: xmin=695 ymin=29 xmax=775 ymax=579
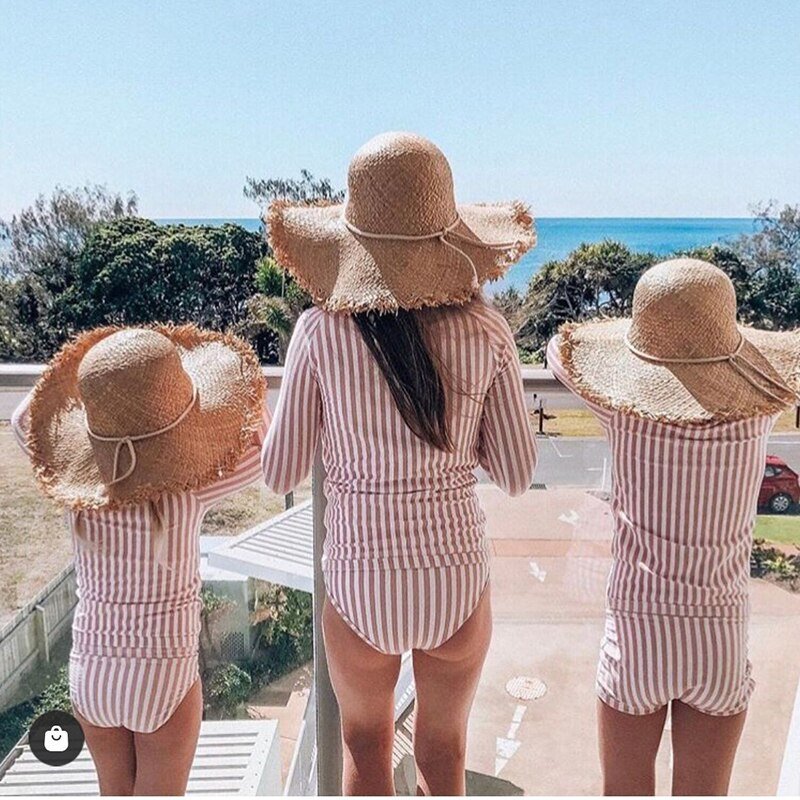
xmin=540 ymin=407 xmax=799 ymax=438
xmin=754 ymin=514 xmax=800 ymax=546
xmin=0 ymin=424 xmax=72 ymax=623
xmin=0 ymin=422 xmax=311 ymax=624
xmin=774 ymin=408 xmax=800 ymax=433
xmin=538 ymin=409 xmax=604 ymax=437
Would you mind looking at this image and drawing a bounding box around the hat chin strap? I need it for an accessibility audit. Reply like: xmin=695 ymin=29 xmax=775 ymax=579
xmin=85 ymin=384 xmax=199 ymax=486
xmin=624 ymin=332 xmax=794 ymax=403
xmin=343 ymin=215 xmax=519 ymax=292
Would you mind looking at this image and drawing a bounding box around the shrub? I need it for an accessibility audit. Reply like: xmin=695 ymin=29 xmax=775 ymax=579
xmin=751 ymin=538 xmax=800 ymax=590
xmin=250 ymin=584 xmax=313 ymax=672
xmin=205 ymin=664 xmax=252 ymax=716
xmin=0 ymin=667 xmax=71 ymax=761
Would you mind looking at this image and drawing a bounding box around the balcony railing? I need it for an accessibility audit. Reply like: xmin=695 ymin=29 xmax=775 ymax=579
xmin=2 ymin=365 xmax=799 ymax=795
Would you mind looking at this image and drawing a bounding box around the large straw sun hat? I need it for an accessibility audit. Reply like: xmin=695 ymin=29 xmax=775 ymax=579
xmin=556 ymin=258 xmax=800 ymax=424
xmin=26 ymin=325 xmax=265 ymax=510
xmin=267 ymin=131 xmax=536 ymax=312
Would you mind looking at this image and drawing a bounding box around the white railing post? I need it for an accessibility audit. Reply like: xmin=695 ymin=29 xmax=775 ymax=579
xmin=312 ymin=454 xmax=342 ymax=795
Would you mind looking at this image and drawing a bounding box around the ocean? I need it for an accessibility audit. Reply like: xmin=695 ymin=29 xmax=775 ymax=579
xmin=162 ymin=216 xmax=757 ymax=293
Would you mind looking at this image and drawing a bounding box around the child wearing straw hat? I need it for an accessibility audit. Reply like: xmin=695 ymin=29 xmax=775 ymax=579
xmin=260 ymin=131 xmax=538 ymax=795
xmin=548 ymin=258 xmax=800 ymax=795
xmin=12 ymin=324 xmax=269 ymax=796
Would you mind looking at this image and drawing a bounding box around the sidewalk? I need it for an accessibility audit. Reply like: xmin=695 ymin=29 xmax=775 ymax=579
xmin=467 ymin=485 xmax=800 ymax=795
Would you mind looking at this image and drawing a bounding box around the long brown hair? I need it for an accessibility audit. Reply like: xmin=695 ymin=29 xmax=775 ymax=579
xmin=354 ymin=309 xmax=452 ymax=451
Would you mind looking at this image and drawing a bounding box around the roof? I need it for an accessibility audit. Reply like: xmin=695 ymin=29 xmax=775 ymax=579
xmin=200 ymin=536 xmax=250 ymax=583
xmin=208 ymin=501 xmax=313 ymax=592
xmin=0 ymin=720 xmax=280 ymax=796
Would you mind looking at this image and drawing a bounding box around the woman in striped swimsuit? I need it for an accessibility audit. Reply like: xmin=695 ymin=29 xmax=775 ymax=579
xmin=261 ymin=132 xmax=538 ymax=795
xmin=549 ymin=258 xmax=800 ymax=795
xmin=13 ymin=325 xmax=268 ymax=795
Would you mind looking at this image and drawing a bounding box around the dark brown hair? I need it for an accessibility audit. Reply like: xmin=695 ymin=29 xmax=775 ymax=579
xmin=354 ymin=309 xmax=452 ymax=451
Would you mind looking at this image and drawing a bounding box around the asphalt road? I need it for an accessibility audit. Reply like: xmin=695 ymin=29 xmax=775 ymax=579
xmin=482 ymin=435 xmax=800 ymax=489
xmin=5 ymin=387 xmax=800 ymax=489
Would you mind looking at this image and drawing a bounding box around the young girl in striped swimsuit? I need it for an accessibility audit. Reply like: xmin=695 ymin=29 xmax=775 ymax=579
xmin=549 ymin=258 xmax=800 ymax=795
xmin=261 ymin=132 xmax=538 ymax=795
xmin=13 ymin=325 xmax=269 ymax=795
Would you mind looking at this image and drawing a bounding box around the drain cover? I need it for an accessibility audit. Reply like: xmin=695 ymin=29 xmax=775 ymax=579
xmin=505 ymin=676 xmax=547 ymax=701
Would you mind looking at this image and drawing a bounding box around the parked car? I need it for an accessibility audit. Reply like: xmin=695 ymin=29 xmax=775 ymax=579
xmin=759 ymin=455 xmax=800 ymax=514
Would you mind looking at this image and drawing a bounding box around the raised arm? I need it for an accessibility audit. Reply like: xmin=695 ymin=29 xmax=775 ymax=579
xmin=546 ymin=334 xmax=613 ymax=424
xmin=477 ymin=323 xmax=537 ymax=497
xmin=261 ymin=310 xmax=322 ymax=495
xmin=11 ymin=391 xmax=34 ymax=457
xmin=193 ymin=393 xmax=271 ymax=507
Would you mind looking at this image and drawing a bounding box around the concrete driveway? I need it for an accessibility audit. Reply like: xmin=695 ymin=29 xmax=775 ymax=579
xmin=468 ymin=485 xmax=800 ymax=795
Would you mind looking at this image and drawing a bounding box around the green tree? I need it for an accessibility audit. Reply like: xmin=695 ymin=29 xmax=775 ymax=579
xmin=239 ymin=171 xmax=342 ymax=362
xmin=57 ymin=217 xmax=263 ymax=336
xmin=0 ymin=185 xmax=137 ymax=360
xmin=243 ymin=169 xmax=345 ymax=208
xmin=237 ymin=257 xmax=312 ymax=363
xmin=680 ymin=243 xmax=800 ymax=330
xmin=513 ymin=241 xmax=654 ymax=361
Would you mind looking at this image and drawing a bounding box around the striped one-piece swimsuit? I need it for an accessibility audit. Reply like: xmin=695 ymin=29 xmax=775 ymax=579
xmin=548 ymin=336 xmax=776 ymax=716
xmin=262 ymin=300 xmax=538 ymax=655
xmin=13 ymin=399 xmax=269 ymax=733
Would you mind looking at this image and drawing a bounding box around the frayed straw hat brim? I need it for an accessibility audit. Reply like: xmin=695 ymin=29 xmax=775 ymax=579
xmin=28 ymin=325 xmax=265 ymax=510
xmin=268 ymin=201 xmax=535 ymax=313
xmin=558 ymin=318 xmax=800 ymax=425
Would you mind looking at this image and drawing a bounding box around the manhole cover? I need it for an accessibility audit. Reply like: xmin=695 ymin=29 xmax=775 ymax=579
xmin=505 ymin=676 xmax=547 ymax=701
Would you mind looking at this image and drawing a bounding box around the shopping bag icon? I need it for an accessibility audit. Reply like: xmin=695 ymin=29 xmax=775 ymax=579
xmin=43 ymin=725 xmax=69 ymax=752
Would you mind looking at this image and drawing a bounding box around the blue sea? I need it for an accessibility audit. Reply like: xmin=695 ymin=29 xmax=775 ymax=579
xmin=158 ymin=217 xmax=757 ymax=293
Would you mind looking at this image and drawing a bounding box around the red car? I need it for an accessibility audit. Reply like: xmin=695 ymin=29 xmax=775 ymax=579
xmin=759 ymin=455 xmax=800 ymax=514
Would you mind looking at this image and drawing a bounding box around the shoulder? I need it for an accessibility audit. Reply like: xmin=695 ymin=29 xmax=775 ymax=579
xmin=458 ymin=297 xmax=517 ymax=367
xmin=291 ymin=307 xmax=329 ymax=354
xmin=295 ymin=306 xmax=327 ymax=336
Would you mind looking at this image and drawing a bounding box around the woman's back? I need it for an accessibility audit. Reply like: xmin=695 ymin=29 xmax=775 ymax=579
xmin=263 ymin=298 xmax=537 ymax=570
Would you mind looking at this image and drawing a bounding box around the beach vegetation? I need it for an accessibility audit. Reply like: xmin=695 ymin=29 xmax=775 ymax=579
xmin=0 ymin=185 xmax=137 ymax=360
xmin=506 ymin=203 xmax=800 ymax=361
xmin=243 ymin=169 xmax=345 ymax=208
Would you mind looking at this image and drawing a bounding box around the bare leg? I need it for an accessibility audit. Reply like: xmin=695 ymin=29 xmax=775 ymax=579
xmin=73 ymin=709 xmax=136 ymax=796
xmin=132 ymin=679 xmax=202 ymax=795
xmin=597 ymin=698 xmax=668 ymax=795
xmin=412 ymin=586 xmax=492 ymax=796
xmin=671 ymin=700 xmax=746 ymax=796
xmin=323 ymin=597 xmax=402 ymax=796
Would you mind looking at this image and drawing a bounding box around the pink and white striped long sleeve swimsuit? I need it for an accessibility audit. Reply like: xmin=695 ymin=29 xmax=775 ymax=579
xmin=548 ymin=336 xmax=776 ymax=716
xmin=12 ymin=395 xmax=269 ymax=733
xmin=262 ymin=300 xmax=537 ymax=654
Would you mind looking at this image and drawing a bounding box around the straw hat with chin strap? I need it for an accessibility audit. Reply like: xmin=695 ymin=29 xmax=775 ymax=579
xmin=27 ymin=325 xmax=265 ymax=510
xmin=267 ymin=131 xmax=537 ymax=312
xmin=556 ymin=258 xmax=800 ymax=424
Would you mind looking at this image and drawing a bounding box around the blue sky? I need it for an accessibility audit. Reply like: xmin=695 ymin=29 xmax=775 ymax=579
xmin=1 ymin=0 xmax=799 ymax=218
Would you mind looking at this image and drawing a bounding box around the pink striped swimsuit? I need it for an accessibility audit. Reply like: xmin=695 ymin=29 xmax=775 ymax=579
xmin=13 ymin=397 xmax=269 ymax=733
xmin=262 ymin=300 xmax=537 ymax=655
xmin=548 ymin=336 xmax=775 ymax=716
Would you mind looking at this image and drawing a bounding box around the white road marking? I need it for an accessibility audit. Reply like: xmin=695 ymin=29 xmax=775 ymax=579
xmin=528 ymin=561 xmax=547 ymax=582
xmin=544 ymin=435 xmax=572 ymax=459
xmin=495 ymin=704 xmax=527 ymax=776
xmin=558 ymin=510 xmax=579 ymax=526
